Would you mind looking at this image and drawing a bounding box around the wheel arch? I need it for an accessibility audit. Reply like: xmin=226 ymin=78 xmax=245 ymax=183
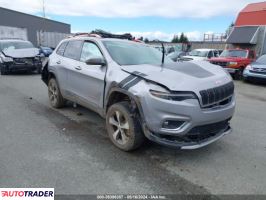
xmin=105 ymin=87 xmax=146 ymax=124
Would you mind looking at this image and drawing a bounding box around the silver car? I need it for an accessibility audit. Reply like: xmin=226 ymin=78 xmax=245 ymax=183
xmin=42 ymin=36 xmax=235 ymax=151
xmin=243 ymin=54 xmax=266 ymax=82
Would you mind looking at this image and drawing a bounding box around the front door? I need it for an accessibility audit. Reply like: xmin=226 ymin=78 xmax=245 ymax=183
xmin=68 ymin=41 xmax=106 ymax=110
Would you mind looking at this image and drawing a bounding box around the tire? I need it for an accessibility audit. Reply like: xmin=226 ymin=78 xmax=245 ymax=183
xmin=48 ymin=78 xmax=65 ymax=108
xmin=0 ymin=65 xmax=9 ymax=75
xmin=36 ymin=66 xmax=42 ymax=74
xmin=106 ymin=101 xmax=145 ymax=151
xmin=234 ymin=68 xmax=244 ymax=80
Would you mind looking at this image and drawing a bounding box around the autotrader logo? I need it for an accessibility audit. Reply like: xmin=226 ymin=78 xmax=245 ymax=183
xmin=0 ymin=188 xmax=54 ymax=200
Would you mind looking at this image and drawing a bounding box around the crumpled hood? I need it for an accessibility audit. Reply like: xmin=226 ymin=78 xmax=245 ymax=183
xmin=121 ymin=61 xmax=232 ymax=91
xmin=2 ymin=48 xmax=39 ymax=58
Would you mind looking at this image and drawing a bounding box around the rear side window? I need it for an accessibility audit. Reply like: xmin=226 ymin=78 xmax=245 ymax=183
xmin=63 ymin=40 xmax=83 ymax=60
xmin=56 ymin=42 xmax=67 ymax=56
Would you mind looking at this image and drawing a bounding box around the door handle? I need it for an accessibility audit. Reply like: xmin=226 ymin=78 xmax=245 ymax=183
xmin=75 ymin=66 xmax=82 ymax=70
xmin=56 ymin=61 xmax=61 ymax=64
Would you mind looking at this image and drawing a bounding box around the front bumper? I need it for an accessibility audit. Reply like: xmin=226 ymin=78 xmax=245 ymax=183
xmin=224 ymin=67 xmax=238 ymax=74
xmin=243 ymin=70 xmax=266 ymax=82
xmin=140 ymin=92 xmax=235 ymax=149
xmin=144 ymin=124 xmax=231 ymax=149
xmin=4 ymin=62 xmax=42 ymax=72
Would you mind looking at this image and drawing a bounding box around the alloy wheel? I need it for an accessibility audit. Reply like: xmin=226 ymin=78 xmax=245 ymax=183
xmin=108 ymin=110 xmax=130 ymax=145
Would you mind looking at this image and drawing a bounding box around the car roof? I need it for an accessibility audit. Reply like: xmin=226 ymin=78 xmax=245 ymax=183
xmin=62 ymin=36 xmax=144 ymax=45
xmin=193 ymin=48 xmax=215 ymax=51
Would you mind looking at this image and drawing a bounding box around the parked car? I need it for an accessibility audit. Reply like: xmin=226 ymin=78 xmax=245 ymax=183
xmin=167 ymin=51 xmax=187 ymax=62
xmin=42 ymin=34 xmax=235 ymax=151
xmin=181 ymin=49 xmax=220 ymax=61
xmin=39 ymin=46 xmax=53 ymax=57
xmin=209 ymin=49 xmax=256 ymax=79
xmin=243 ymin=54 xmax=266 ymax=82
xmin=0 ymin=39 xmax=43 ymax=75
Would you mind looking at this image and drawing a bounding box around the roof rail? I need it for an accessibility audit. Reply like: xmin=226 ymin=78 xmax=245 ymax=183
xmin=91 ymin=29 xmax=133 ymax=40
xmin=70 ymin=29 xmax=133 ymax=40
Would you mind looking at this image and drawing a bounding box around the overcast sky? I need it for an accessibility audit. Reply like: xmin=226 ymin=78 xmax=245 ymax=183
xmin=0 ymin=0 xmax=261 ymax=41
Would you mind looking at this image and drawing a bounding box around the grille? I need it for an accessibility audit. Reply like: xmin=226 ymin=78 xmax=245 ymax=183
xmin=211 ymin=61 xmax=228 ymax=67
xmin=200 ymin=82 xmax=234 ymax=107
xmin=186 ymin=120 xmax=229 ymax=141
xmin=14 ymin=58 xmax=34 ymax=64
xmin=250 ymin=68 xmax=266 ymax=75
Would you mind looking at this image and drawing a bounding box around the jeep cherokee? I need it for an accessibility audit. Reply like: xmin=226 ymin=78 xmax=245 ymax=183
xmin=42 ymin=33 xmax=235 ymax=151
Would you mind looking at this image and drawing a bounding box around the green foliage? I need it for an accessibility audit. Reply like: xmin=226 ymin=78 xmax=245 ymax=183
xmin=171 ymin=33 xmax=188 ymax=43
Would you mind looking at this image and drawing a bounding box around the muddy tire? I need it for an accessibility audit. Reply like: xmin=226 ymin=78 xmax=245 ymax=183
xmin=48 ymin=78 xmax=65 ymax=108
xmin=106 ymin=102 xmax=145 ymax=151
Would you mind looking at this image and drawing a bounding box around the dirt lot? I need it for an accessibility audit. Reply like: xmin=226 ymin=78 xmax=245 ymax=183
xmin=0 ymin=74 xmax=266 ymax=195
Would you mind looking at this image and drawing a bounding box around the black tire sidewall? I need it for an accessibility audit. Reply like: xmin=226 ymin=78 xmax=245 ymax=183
xmin=106 ymin=102 xmax=144 ymax=151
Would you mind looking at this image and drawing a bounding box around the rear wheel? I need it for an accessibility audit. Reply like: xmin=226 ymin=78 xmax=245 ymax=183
xmin=106 ymin=102 xmax=145 ymax=151
xmin=48 ymin=78 xmax=65 ymax=108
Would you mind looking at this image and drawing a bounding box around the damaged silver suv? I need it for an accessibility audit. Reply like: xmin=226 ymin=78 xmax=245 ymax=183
xmin=42 ymin=32 xmax=235 ymax=151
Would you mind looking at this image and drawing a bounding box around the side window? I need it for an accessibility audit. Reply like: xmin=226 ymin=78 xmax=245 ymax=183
xmin=213 ymin=50 xmax=219 ymax=57
xmin=56 ymin=42 xmax=67 ymax=56
xmin=80 ymin=42 xmax=103 ymax=62
xmin=208 ymin=51 xmax=213 ymax=58
xmin=64 ymin=40 xmax=83 ymax=60
xmin=249 ymin=51 xmax=255 ymax=59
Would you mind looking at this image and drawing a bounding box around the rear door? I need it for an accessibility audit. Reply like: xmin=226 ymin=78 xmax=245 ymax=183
xmin=68 ymin=40 xmax=107 ymax=110
xmin=61 ymin=40 xmax=83 ymax=99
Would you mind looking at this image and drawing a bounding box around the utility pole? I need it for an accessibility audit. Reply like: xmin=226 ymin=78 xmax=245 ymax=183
xmin=42 ymin=0 xmax=46 ymax=18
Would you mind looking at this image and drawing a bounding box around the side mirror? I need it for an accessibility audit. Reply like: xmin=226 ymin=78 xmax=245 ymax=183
xmin=85 ymin=57 xmax=106 ymax=66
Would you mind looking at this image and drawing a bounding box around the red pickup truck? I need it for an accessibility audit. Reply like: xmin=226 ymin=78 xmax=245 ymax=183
xmin=209 ymin=49 xmax=256 ymax=79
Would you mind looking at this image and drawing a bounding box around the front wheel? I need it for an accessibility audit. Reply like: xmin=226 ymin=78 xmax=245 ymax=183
xmin=0 ymin=65 xmax=9 ymax=75
xmin=48 ymin=78 xmax=65 ymax=108
xmin=106 ymin=102 xmax=145 ymax=151
xmin=234 ymin=68 xmax=244 ymax=80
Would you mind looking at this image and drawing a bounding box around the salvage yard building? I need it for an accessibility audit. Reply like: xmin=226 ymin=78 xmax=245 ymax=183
xmin=227 ymin=1 xmax=266 ymax=56
xmin=0 ymin=7 xmax=71 ymax=48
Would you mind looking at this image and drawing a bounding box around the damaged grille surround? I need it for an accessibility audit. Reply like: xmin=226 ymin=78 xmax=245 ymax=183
xmin=199 ymin=82 xmax=234 ymax=108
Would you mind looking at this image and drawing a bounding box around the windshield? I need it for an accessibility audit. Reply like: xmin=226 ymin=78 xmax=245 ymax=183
xmin=220 ymin=50 xmax=247 ymax=58
xmin=188 ymin=50 xmax=208 ymax=57
xmin=0 ymin=41 xmax=34 ymax=51
xmin=103 ymin=41 xmax=173 ymax=66
xmin=256 ymin=55 xmax=266 ymax=64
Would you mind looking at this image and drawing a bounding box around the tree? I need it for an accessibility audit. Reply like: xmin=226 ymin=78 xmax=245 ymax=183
xmin=144 ymin=38 xmax=149 ymax=43
xmin=179 ymin=32 xmax=189 ymax=43
xmin=171 ymin=35 xmax=179 ymax=43
xmin=138 ymin=36 xmax=144 ymax=41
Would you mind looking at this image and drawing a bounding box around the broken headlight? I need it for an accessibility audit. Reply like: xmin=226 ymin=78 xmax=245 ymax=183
xmin=150 ymin=90 xmax=197 ymax=101
xmin=2 ymin=57 xmax=13 ymax=62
